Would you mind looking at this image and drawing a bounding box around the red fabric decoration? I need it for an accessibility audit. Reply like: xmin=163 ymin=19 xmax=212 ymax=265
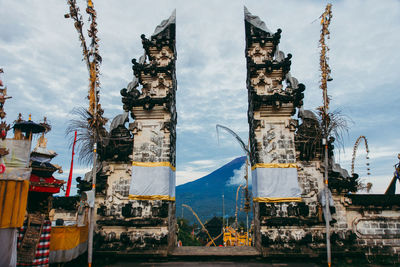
xmin=29 ymin=174 xmax=63 ymax=193
xmin=0 ymin=163 xmax=5 ymax=174
xmin=66 ymin=130 xmax=77 ymax=197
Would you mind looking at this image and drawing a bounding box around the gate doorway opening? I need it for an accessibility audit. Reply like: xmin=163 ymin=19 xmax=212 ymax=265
xmin=175 ymin=155 xmax=254 ymax=248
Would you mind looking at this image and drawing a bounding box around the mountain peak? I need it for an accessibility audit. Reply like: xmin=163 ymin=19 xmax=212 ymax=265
xmin=176 ymin=156 xmax=247 ymax=223
xmin=178 ymin=156 xmax=246 ymax=188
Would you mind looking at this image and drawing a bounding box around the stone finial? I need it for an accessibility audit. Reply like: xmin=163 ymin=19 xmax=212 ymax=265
xmin=152 ymin=9 xmax=176 ymax=37
xmin=244 ymin=6 xmax=271 ymax=33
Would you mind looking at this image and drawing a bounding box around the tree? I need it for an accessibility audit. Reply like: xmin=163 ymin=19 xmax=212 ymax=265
xmin=177 ymin=218 xmax=202 ymax=246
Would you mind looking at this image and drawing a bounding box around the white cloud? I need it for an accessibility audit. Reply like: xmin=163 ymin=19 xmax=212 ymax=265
xmin=189 ymin=159 xmax=217 ymax=167
xmin=0 ymin=0 xmax=399 ymax=191
xmin=176 ymin=170 xmax=209 ymax=186
xmin=227 ymin=164 xmax=247 ymax=186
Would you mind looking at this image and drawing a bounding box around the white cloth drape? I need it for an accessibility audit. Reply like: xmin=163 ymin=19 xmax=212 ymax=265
xmin=129 ymin=164 xmax=175 ymax=199
xmin=252 ymin=167 xmax=301 ymax=198
xmin=0 ymin=140 xmax=31 ymax=168
xmin=0 ymin=228 xmax=17 ymax=267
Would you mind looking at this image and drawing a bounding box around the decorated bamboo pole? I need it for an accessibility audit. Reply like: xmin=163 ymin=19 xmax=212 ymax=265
xmin=64 ymin=0 xmax=103 ymax=265
xmin=235 ymin=184 xmax=243 ymax=226
xmin=319 ymin=4 xmax=333 ymax=267
xmin=240 ymin=154 xmax=251 ymax=246
xmin=88 ymin=116 xmax=97 ymax=267
xmin=182 ymin=204 xmax=217 ymax=247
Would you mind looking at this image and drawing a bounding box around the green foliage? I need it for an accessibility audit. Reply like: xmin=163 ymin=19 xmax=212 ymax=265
xmin=177 ymin=218 xmax=202 ymax=246
xmin=239 ymin=221 xmax=247 ymax=231
xmin=204 ymin=216 xmax=223 ymax=237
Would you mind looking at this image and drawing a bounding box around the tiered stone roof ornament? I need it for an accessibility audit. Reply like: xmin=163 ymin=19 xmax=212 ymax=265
xmin=121 ymin=9 xmax=177 ymax=168
xmin=122 ymin=10 xmax=176 ymax=117
xmin=245 ymin=6 xmax=305 ymax=168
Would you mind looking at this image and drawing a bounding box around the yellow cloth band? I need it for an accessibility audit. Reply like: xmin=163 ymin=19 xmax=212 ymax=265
xmin=251 ymin=163 xmax=298 ymax=171
xmin=129 ymin=195 xmax=175 ymax=201
xmin=253 ymin=197 xmax=302 ymax=203
xmin=0 ymin=180 xmax=29 ymax=228
xmin=132 ymin=161 xmax=176 ymax=171
xmin=50 ymin=225 xmax=88 ymax=251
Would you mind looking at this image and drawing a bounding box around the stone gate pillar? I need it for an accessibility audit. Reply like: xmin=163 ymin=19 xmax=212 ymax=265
xmin=120 ymin=10 xmax=177 ymax=254
xmin=244 ymin=7 xmax=305 ymax=250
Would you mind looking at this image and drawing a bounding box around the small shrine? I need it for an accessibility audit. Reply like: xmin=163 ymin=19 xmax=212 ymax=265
xmin=14 ymin=116 xmax=65 ymax=266
xmin=29 ymin=122 xmax=63 ymax=194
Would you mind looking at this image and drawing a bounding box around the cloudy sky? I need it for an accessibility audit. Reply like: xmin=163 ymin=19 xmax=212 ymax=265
xmin=1 ymin=0 xmax=399 ymax=194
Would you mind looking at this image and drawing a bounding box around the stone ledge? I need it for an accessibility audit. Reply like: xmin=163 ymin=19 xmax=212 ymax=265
xmin=97 ymin=218 xmax=167 ymax=227
xmin=348 ymin=194 xmax=400 ymax=206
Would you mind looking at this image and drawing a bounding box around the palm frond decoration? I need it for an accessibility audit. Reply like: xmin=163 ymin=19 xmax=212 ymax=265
xmin=66 ymin=107 xmax=108 ymax=165
xmin=216 ymin=124 xmax=250 ymax=157
xmin=316 ymin=107 xmax=352 ymax=152
xmin=296 ymin=108 xmax=352 ymax=161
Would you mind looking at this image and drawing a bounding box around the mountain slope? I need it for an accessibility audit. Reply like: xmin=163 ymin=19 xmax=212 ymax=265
xmin=176 ymin=156 xmax=250 ymax=224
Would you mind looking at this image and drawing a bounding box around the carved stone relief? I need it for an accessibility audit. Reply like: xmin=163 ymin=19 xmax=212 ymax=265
xmin=252 ymin=72 xmax=272 ymax=94
xmin=251 ymin=71 xmax=285 ymax=95
xmin=139 ymin=73 xmax=173 ymax=98
xmin=112 ymin=177 xmax=131 ymax=197
xmin=247 ymin=43 xmax=273 ymax=64
xmin=133 ymin=122 xmax=170 ymax=162
xmin=151 ymin=46 xmax=174 ymax=67
xmin=259 ymin=122 xmax=296 ymax=164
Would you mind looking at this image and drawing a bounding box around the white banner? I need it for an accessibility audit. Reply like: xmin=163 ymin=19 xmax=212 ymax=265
xmin=129 ymin=162 xmax=175 ymax=201
xmin=252 ymin=167 xmax=301 ymax=199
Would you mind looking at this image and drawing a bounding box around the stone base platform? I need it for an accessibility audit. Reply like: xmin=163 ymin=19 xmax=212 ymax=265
xmin=170 ymin=246 xmax=260 ymax=257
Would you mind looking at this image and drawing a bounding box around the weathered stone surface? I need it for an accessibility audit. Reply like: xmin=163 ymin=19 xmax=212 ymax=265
xmin=95 ymin=226 xmax=169 ymax=251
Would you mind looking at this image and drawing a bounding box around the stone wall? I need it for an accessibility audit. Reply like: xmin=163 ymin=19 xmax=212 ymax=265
xmin=343 ymin=195 xmax=400 ymax=260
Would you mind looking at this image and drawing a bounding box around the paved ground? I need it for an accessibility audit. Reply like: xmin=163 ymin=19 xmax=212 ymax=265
xmin=94 ymin=247 xmax=322 ymax=266
xmin=105 ymin=262 xmax=321 ymax=267
xmin=63 ymin=248 xmax=386 ymax=266
xmin=96 ymin=247 xmax=321 ymax=267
